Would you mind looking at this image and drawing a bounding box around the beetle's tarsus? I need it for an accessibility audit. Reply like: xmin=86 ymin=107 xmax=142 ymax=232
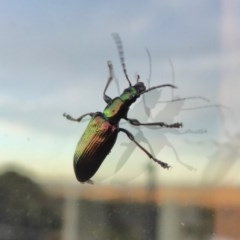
xmin=63 ymin=113 xmax=74 ymax=120
xmin=154 ymin=159 xmax=171 ymax=169
xmin=167 ymin=122 xmax=183 ymax=128
xmin=63 ymin=113 xmax=78 ymax=121
xmin=107 ymin=60 xmax=113 ymax=68
xmin=63 ymin=112 xmax=94 ymax=122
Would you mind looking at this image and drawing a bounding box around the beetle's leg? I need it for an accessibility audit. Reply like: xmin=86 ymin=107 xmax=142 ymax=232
xmin=119 ymin=128 xmax=170 ymax=169
xmin=103 ymin=61 xmax=114 ymax=104
xmin=125 ymin=117 xmax=182 ymax=128
xmin=63 ymin=112 xmax=95 ymax=122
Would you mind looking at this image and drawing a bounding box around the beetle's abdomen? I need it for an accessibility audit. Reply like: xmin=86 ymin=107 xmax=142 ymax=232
xmin=74 ymin=113 xmax=118 ymax=182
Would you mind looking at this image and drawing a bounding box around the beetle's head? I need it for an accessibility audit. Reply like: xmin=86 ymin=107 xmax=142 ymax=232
xmin=134 ymin=82 xmax=146 ymax=95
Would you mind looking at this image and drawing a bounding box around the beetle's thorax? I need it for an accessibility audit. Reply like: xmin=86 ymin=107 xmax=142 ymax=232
xmin=103 ymin=82 xmax=146 ymax=123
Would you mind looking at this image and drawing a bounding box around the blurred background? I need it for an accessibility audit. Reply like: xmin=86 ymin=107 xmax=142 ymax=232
xmin=0 ymin=0 xmax=240 ymax=239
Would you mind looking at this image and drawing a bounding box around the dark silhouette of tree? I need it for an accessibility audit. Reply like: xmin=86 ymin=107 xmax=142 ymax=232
xmin=0 ymin=169 xmax=62 ymax=240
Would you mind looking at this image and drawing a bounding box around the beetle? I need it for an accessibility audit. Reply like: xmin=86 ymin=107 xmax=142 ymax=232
xmin=63 ymin=33 xmax=182 ymax=183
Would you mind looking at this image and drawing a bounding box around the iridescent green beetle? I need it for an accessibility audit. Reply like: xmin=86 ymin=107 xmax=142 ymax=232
xmin=63 ymin=34 xmax=182 ymax=183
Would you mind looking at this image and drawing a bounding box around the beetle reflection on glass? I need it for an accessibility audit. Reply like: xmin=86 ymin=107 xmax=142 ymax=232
xmin=63 ymin=33 xmax=182 ymax=184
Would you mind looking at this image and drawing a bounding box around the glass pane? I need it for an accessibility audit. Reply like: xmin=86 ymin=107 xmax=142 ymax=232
xmin=1 ymin=1 xmax=239 ymax=239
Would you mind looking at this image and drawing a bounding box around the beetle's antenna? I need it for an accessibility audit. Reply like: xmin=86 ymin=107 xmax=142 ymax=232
xmin=158 ymin=96 xmax=210 ymax=103
xmin=112 ymin=33 xmax=132 ymax=86
xmin=146 ymin=48 xmax=152 ymax=89
xmin=168 ymin=58 xmax=175 ymax=100
xmin=140 ymin=84 xmax=177 ymax=96
xmin=182 ymin=104 xmax=231 ymax=111
xmin=142 ymin=48 xmax=152 ymax=117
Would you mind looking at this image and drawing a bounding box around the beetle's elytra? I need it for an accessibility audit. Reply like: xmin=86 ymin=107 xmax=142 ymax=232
xmin=63 ymin=33 xmax=182 ymax=184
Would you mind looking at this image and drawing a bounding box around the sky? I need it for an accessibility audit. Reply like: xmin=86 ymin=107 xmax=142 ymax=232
xmin=0 ymin=0 xmax=240 ymax=186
